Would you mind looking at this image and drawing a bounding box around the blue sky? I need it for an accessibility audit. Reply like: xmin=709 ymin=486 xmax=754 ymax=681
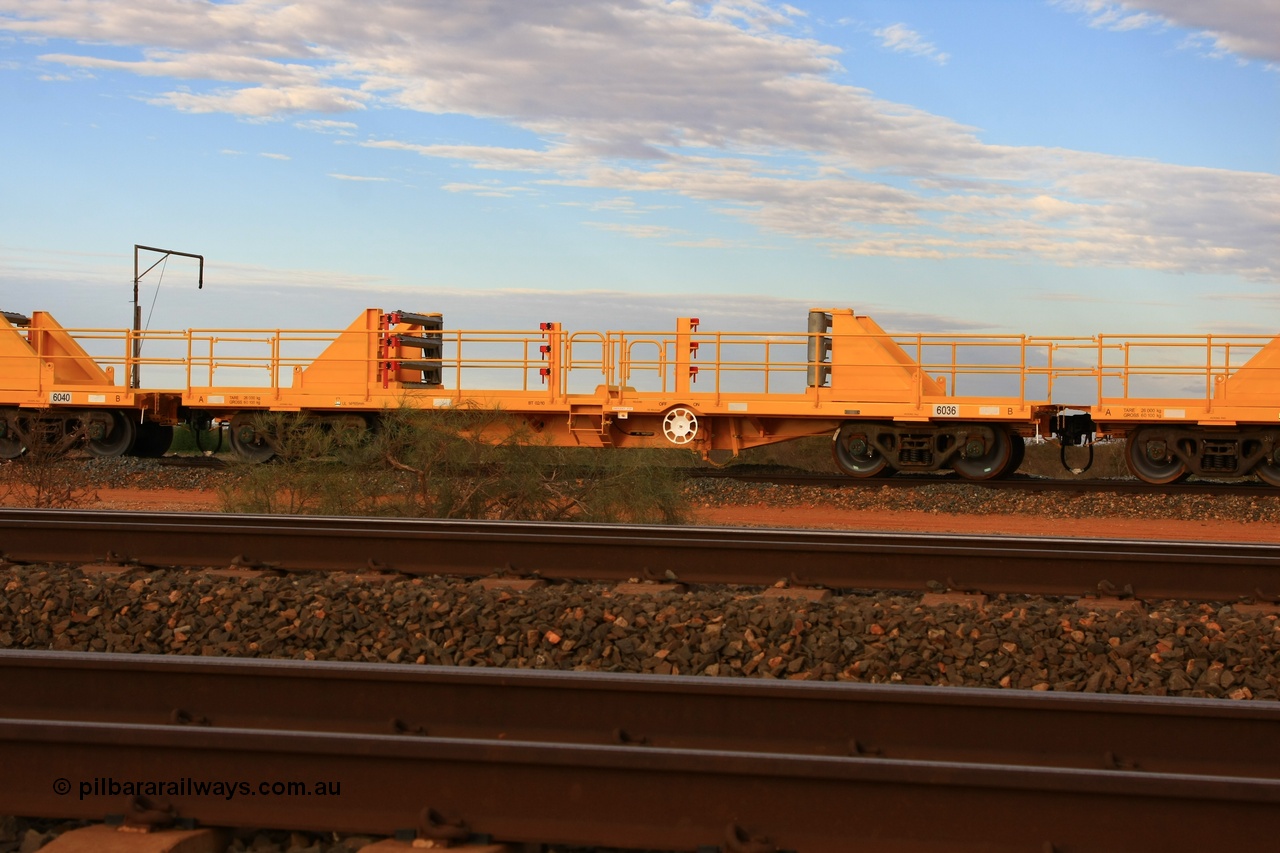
xmin=1 ymin=0 xmax=1276 ymax=338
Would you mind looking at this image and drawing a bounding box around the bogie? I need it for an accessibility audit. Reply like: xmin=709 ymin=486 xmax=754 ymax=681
xmin=0 ymin=409 xmax=25 ymax=460
xmin=228 ymin=412 xmax=279 ymax=463
xmin=832 ymin=421 xmax=1020 ymax=481
xmin=1005 ymin=432 xmax=1027 ymax=476
xmin=223 ymin=411 xmax=376 ymax=464
xmin=951 ymin=427 xmax=1013 ymax=482
xmin=1256 ymin=458 xmax=1280 ymax=487
xmin=832 ymin=424 xmax=892 ymax=477
xmin=0 ymin=408 xmax=147 ymax=460
xmin=1122 ymin=426 xmax=1277 ymax=485
xmin=84 ymin=410 xmax=137 ymax=458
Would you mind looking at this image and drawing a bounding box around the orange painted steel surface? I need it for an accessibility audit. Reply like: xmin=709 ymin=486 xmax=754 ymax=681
xmin=3 ymin=307 xmax=1277 ymax=458
xmin=1043 ymin=333 xmax=1280 ymax=426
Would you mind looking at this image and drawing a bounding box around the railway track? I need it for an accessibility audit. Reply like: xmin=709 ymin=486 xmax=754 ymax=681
xmin=4 ymin=650 xmax=1279 ymax=852
xmin=5 ymin=650 xmax=1276 ymax=775
xmin=691 ymin=467 xmax=1279 ymax=496
xmin=2 ymin=508 xmax=1279 ymax=602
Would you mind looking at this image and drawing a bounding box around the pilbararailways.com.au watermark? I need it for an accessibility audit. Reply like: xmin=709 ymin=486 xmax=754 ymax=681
xmin=52 ymin=777 xmax=341 ymax=801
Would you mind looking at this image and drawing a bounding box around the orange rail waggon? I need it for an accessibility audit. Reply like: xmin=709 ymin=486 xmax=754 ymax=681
xmin=1 ymin=307 xmax=1277 ymax=485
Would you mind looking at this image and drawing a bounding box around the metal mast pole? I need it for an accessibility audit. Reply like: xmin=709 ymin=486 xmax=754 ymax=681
xmin=130 ymin=245 xmax=204 ymax=389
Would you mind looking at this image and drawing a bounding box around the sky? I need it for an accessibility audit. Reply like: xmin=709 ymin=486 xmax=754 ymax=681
xmin=0 ymin=0 xmax=1277 ymax=339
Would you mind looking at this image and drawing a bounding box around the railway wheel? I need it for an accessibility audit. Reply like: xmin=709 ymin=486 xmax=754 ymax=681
xmin=1255 ymin=457 xmax=1280 ymax=487
xmin=0 ymin=410 xmax=24 ymax=459
xmin=661 ymin=406 xmax=700 ymax=446
xmin=832 ymin=423 xmax=892 ymax=478
xmin=130 ymin=422 xmax=173 ymax=458
xmin=951 ymin=427 xmax=1012 ymax=481
xmin=229 ymin=413 xmax=277 ymax=463
xmin=1003 ymin=430 xmax=1026 ymax=476
xmin=85 ymin=410 xmax=137 ymax=458
xmin=1125 ymin=428 xmax=1188 ymax=485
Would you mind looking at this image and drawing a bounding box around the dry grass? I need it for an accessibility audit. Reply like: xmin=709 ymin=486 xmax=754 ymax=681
xmin=219 ymin=408 xmax=692 ymax=523
xmin=0 ymin=412 xmax=97 ymax=508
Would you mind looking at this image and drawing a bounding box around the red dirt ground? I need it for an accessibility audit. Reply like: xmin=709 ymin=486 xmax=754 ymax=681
xmin=80 ymin=486 xmax=1280 ymax=543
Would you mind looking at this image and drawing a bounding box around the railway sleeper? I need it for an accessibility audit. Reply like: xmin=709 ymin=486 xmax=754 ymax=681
xmin=1123 ymin=425 xmax=1279 ymax=486
xmin=833 ymin=420 xmax=1020 ymax=481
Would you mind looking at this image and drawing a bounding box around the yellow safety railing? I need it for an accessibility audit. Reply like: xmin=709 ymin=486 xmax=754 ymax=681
xmin=12 ymin=319 xmax=1278 ymax=414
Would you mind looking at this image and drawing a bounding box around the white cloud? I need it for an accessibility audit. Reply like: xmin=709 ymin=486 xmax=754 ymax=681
xmin=441 ymin=181 xmax=533 ymax=198
xmin=295 ymin=118 xmax=358 ymax=136
xmin=327 ymin=173 xmax=387 ymax=182
xmin=150 ymin=84 xmax=367 ymax=116
xmin=2 ymin=0 xmax=1275 ymax=282
xmin=873 ymin=23 xmax=949 ymax=65
xmin=585 ymin=221 xmax=680 ymax=239
xmin=259 ymin=151 xmax=289 ymax=160
xmin=669 ymin=237 xmax=756 ymax=249
xmin=1057 ymin=0 xmax=1280 ymax=63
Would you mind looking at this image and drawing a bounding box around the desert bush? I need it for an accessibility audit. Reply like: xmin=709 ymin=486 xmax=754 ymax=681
xmin=0 ymin=412 xmax=95 ymax=508
xmin=219 ymin=407 xmax=690 ymax=524
xmin=217 ymin=413 xmax=392 ymax=516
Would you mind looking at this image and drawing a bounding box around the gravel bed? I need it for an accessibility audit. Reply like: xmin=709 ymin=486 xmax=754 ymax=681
xmin=3 ymin=564 xmax=1278 ymax=700
xmin=687 ymin=478 xmax=1280 ymax=523
xmin=0 ymin=456 xmax=234 ymax=498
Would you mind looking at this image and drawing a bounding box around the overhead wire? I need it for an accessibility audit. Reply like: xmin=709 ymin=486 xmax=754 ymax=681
xmin=144 ymin=254 xmax=168 ymax=334
xmin=134 ymin=254 xmax=168 ymax=361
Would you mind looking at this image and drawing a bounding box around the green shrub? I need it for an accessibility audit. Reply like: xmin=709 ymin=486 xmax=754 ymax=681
xmin=169 ymin=424 xmax=228 ymax=454
xmin=219 ymin=407 xmax=690 ymax=524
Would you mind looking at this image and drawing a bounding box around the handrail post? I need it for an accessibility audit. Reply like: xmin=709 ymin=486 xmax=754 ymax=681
xmin=1205 ymin=335 xmax=1213 ymax=405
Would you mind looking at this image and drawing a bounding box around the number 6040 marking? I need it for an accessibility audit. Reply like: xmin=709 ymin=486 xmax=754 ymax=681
xmin=49 ymin=391 xmax=72 ymax=404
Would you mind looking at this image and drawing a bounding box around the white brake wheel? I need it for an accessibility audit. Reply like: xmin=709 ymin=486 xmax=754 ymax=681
xmin=662 ymin=407 xmax=699 ymax=445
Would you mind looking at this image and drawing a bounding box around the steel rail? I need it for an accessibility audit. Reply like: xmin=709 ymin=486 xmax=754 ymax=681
xmin=2 ymin=508 xmax=1279 ymax=600
xmin=3 ymin=650 xmax=1277 ymax=781
xmin=7 ymin=716 xmax=1280 ymax=852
